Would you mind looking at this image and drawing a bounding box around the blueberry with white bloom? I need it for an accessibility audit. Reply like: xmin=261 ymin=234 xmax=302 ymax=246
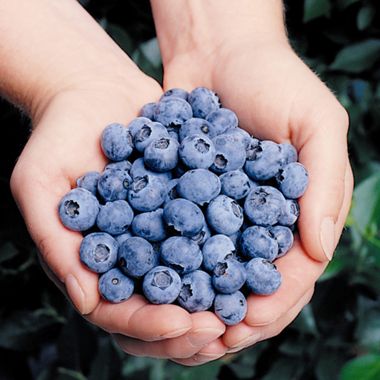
xmin=101 ymin=123 xmax=133 ymax=161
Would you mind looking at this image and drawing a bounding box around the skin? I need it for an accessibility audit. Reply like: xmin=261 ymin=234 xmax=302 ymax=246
xmin=1 ymin=0 xmax=353 ymax=367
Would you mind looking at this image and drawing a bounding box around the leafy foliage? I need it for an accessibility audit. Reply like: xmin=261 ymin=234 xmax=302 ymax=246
xmin=0 ymin=0 xmax=380 ymax=379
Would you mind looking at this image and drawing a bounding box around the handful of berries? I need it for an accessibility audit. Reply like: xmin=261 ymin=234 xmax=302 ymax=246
xmin=58 ymin=87 xmax=308 ymax=326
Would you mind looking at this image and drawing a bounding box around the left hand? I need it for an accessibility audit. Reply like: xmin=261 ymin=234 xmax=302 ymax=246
xmin=119 ymin=38 xmax=353 ymax=366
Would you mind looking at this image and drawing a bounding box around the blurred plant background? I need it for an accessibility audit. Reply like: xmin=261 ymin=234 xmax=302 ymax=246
xmin=0 ymin=0 xmax=379 ymax=379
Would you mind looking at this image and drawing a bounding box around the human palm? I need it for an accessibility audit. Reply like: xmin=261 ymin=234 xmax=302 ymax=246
xmin=10 ymin=78 xmax=227 ymax=358
xmin=157 ymin=43 xmax=353 ymax=361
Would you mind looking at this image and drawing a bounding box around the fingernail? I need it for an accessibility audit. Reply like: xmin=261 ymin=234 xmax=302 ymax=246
xmin=320 ymin=217 xmax=336 ymax=261
xmin=227 ymin=333 xmax=261 ymax=353
xmin=194 ymin=352 xmax=225 ymax=363
xmin=161 ymin=327 xmax=191 ymax=339
xmin=65 ymin=274 xmax=86 ymax=314
xmin=187 ymin=328 xmax=224 ymax=347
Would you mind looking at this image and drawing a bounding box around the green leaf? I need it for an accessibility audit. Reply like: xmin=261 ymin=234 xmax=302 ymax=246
xmin=319 ymin=254 xmax=347 ymax=281
xmin=340 ymin=354 xmax=380 ymax=380
xmin=357 ymin=5 xmax=375 ymax=31
xmin=350 ymin=172 xmax=380 ymax=241
xmin=303 ymin=0 xmax=331 ymax=22
xmin=330 ymin=39 xmax=380 ymax=73
xmin=56 ymin=368 xmax=87 ymax=380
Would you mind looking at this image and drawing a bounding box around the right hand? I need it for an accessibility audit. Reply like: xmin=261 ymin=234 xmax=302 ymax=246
xmin=10 ymin=66 xmax=226 ymax=361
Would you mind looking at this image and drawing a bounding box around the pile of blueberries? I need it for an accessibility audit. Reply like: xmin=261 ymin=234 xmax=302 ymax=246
xmin=58 ymin=87 xmax=308 ymax=326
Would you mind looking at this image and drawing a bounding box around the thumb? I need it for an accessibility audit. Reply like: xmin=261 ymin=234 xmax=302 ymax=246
xmin=11 ymin=166 xmax=100 ymax=315
xmin=295 ymin=103 xmax=350 ymax=262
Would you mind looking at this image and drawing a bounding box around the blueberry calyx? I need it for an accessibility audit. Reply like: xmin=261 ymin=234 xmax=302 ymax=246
xmin=64 ymin=200 xmax=80 ymax=217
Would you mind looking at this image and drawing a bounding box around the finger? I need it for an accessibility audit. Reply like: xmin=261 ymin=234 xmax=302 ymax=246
xmin=170 ymin=339 xmax=228 ymax=366
xmin=295 ymin=100 xmax=349 ymax=262
xmin=87 ymin=297 xmax=192 ymax=341
xmin=13 ymin=171 xmax=193 ymax=342
xmin=224 ymin=288 xmax=314 ymax=352
xmin=243 ymin=238 xmax=326 ymax=326
xmin=113 ymin=311 xmax=225 ymax=359
xmin=11 ymin=167 xmax=101 ymax=315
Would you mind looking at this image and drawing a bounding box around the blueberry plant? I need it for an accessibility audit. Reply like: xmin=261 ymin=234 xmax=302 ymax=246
xmin=0 ymin=0 xmax=379 ymax=379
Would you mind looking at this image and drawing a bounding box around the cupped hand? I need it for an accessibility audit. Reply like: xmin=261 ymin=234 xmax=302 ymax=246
xmin=10 ymin=71 xmax=225 ymax=361
xmin=155 ymin=40 xmax=354 ymax=364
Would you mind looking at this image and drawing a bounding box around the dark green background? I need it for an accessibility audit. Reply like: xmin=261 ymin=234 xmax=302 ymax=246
xmin=1 ymin=0 xmax=380 ymax=379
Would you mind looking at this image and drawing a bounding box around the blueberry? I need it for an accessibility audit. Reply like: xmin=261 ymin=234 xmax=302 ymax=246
xmin=206 ymin=108 xmax=238 ymax=137
xmin=278 ymin=199 xmax=300 ymax=226
xmin=139 ymin=103 xmax=157 ymax=120
xmin=59 ymin=188 xmax=99 ymax=231
xmin=127 ymin=117 xmax=155 ymax=138
xmin=244 ymin=140 xmax=283 ymax=180
xmin=224 ymin=128 xmax=252 ymax=149
xmin=76 ymin=171 xmax=100 ymax=195
xmin=210 ymin=133 xmax=246 ymax=173
xmin=280 ymin=143 xmax=298 ymax=165
xmin=105 ymin=160 xmax=132 ymax=173
xmin=166 ymin=125 xmax=180 ymax=141
xmin=160 ymin=236 xmax=203 ymax=274
xmin=207 ymin=195 xmax=244 ymax=235
xmin=220 ymin=170 xmax=251 ymax=200
xmin=164 ymin=178 xmax=179 ymax=206
xmin=178 ymin=270 xmax=215 ymax=312
xmin=98 ymin=268 xmax=134 ymax=303
xmin=142 ymin=266 xmax=182 ymax=304
xmin=144 ymin=137 xmax=179 ymax=172
xmin=80 ymin=232 xmax=118 ymax=273
xmin=212 ymin=259 xmax=247 ymax=294
xmin=131 ymin=209 xmax=167 ymax=242
xmin=176 ymin=169 xmax=221 ymax=206
xmin=179 ymin=134 xmax=216 ymax=169
xmin=245 ymin=137 xmax=260 ymax=160
xmin=214 ymin=291 xmax=247 ymax=326
xmin=133 ymin=121 xmax=169 ymax=153
xmin=187 ymin=87 xmax=220 ymax=119
xmin=240 ymin=226 xmax=278 ymax=261
xmin=244 ymin=186 xmax=286 ymax=226
xmin=245 ymin=258 xmax=281 ymax=295
xmin=114 ymin=231 xmax=133 ymax=246
xmin=163 ymin=198 xmax=205 ymax=237
xmin=154 ymin=97 xmax=193 ymax=127
xmin=101 ymin=123 xmax=133 ymax=161
xmin=179 ymin=118 xmax=213 ymax=142
xmin=270 ymin=225 xmax=294 ymax=258
xmin=160 ymin=88 xmax=189 ymax=101
xmin=118 ymin=237 xmax=158 ymax=278
xmin=97 ymin=168 xmax=132 ymax=202
xmin=128 ymin=175 xmax=167 ymax=212
xmin=130 ymin=157 xmax=172 ymax=184
xmin=276 ymin=162 xmax=309 ymax=199
xmin=96 ymin=200 xmax=134 ymax=235
xmin=227 ymin=230 xmax=241 ymax=247
xmin=190 ymin=223 xmax=211 ymax=246
xmin=202 ymin=234 xmax=236 ymax=272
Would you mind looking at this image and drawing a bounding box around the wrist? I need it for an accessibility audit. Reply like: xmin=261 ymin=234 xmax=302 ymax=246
xmin=151 ymin=0 xmax=288 ymax=69
xmin=0 ymin=0 xmax=152 ymax=123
